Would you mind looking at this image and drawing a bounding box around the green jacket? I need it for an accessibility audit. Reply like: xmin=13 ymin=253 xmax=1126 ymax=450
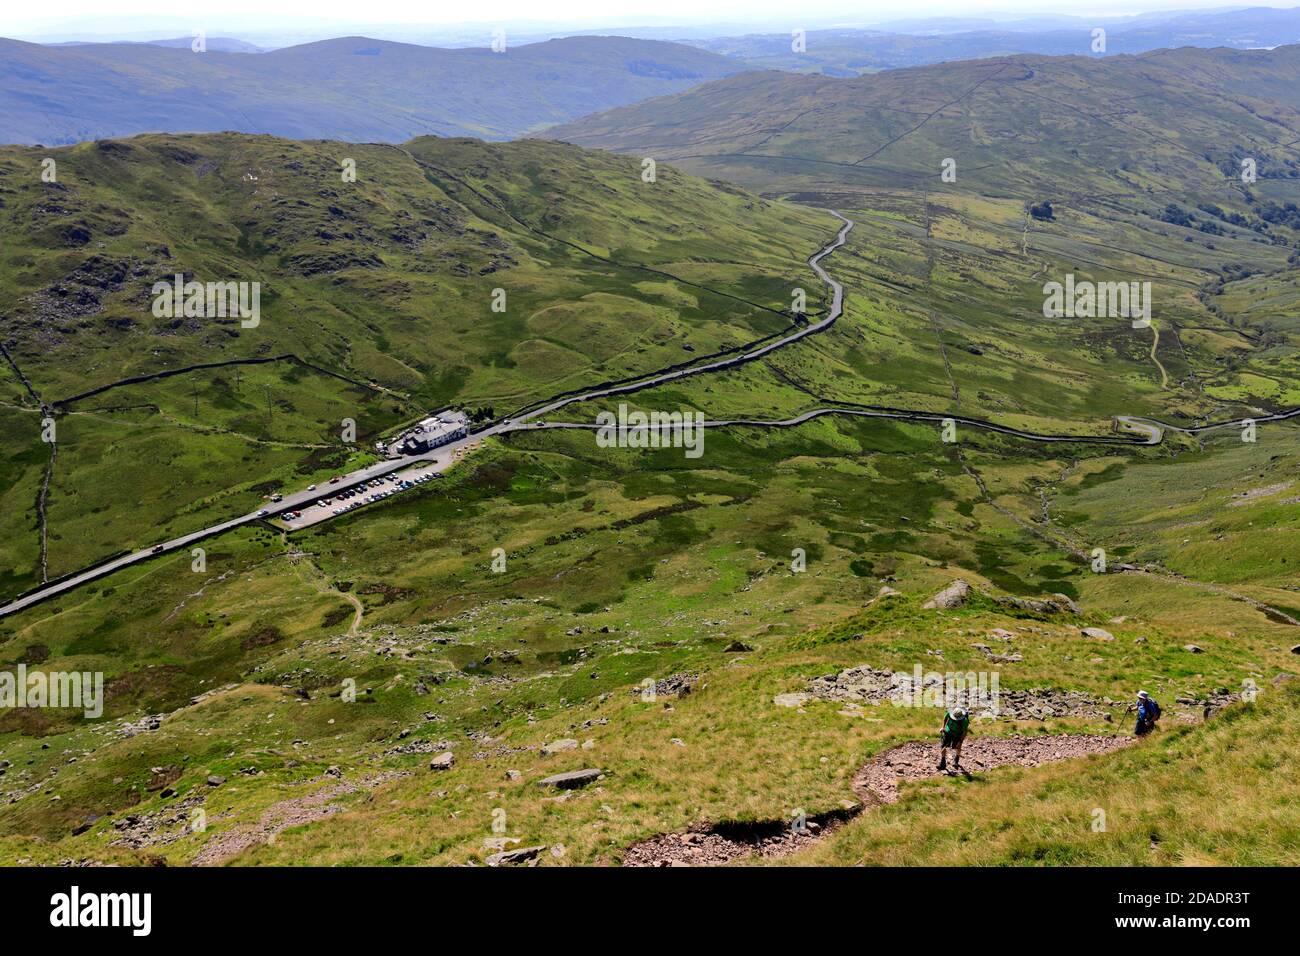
xmin=942 ymin=711 xmax=970 ymax=739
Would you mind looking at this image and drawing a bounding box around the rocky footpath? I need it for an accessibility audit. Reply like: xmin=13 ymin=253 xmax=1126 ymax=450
xmin=191 ymin=770 xmax=409 ymax=866
xmin=852 ymin=734 xmax=1131 ymax=806
xmin=623 ymin=734 xmax=1131 ymax=866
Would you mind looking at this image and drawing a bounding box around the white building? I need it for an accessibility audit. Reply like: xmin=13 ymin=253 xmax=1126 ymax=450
xmin=397 ymin=410 xmax=469 ymax=454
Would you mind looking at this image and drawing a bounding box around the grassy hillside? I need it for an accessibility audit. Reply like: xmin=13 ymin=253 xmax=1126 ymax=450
xmin=550 ymin=46 xmax=1300 ymax=198
xmin=795 ymin=678 xmax=1300 ymax=866
xmin=2 ymin=45 xmax=1298 ymax=867
xmin=551 ymin=46 xmax=1300 ymax=418
xmin=0 ymin=35 xmax=747 ymax=146
xmin=0 ymin=132 xmax=831 ymax=593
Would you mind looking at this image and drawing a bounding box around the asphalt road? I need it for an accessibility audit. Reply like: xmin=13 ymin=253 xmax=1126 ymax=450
xmin=0 ymin=442 xmax=474 ymax=618
xmin=535 ymin=407 xmax=1164 ymax=444
xmin=3 ymin=209 xmax=1295 ymax=619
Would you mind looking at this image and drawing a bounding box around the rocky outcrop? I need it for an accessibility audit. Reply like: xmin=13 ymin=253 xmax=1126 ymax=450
xmin=923 ymin=580 xmax=970 ymax=610
xmin=995 ymin=593 xmax=1080 ymax=615
xmin=536 ymin=768 xmax=602 ymax=790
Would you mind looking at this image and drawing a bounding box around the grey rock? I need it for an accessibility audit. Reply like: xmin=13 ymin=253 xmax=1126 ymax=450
xmin=773 ymin=692 xmax=812 ymax=708
xmin=486 ymin=845 xmax=545 ymax=867
xmin=536 ymin=768 xmax=602 ymax=790
xmin=923 ymin=579 xmax=970 ymax=610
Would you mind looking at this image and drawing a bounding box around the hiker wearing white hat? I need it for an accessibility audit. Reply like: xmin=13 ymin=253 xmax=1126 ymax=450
xmin=938 ymin=705 xmax=971 ymax=771
xmin=1135 ymin=690 xmax=1162 ymax=736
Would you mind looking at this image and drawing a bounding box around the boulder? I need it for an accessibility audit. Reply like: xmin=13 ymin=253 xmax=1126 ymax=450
xmin=542 ymin=738 xmax=578 ymax=756
xmin=995 ymin=593 xmax=1079 ymax=615
xmin=1050 ymin=594 xmax=1083 ymax=614
xmin=486 ymin=845 xmax=545 ymax=867
xmin=923 ymin=580 xmax=970 ymax=610
xmin=773 ymin=692 xmax=812 ymax=708
xmin=429 ymin=752 xmax=454 ymax=770
xmin=1184 ymin=644 xmax=1204 ymax=654
xmin=1081 ymin=627 xmax=1115 ymax=641
xmin=536 ymin=768 xmax=602 ymax=790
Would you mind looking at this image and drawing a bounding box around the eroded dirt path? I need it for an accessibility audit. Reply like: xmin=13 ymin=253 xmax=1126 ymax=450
xmin=193 ymin=771 xmax=407 ymax=866
xmin=622 ymin=734 xmax=1131 ymax=867
xmin=852 ymin=734 xmax=1131 ymax=806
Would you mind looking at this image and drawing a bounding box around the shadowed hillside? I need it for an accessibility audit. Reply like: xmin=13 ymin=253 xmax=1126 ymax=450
xmin=0 ymin=35 xmax=748 ymax=145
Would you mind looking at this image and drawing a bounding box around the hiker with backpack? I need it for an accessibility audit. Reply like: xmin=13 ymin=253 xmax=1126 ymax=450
xmin=1134 ymin=690 xmax=1161 ymax=736
xmin=937 ymin=706 xmax=970 ymax=771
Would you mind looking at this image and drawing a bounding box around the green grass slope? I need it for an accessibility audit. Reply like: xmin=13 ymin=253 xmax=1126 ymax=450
xmin=2 ymin=46 xmax=1299 ymax=865
xmin=0 ymin=131 xmax=831 ymax=594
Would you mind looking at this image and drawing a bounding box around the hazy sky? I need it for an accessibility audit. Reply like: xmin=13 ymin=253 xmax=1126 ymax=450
xmin=7 ymin=1 xmax=1298 ymax=36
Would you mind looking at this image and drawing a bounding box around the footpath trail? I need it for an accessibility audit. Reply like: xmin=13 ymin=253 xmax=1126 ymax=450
xmin=622 ymin=734 xmax=1133 ymax=866
xmin=1149 ymin=323 xmax=1169 ymax=389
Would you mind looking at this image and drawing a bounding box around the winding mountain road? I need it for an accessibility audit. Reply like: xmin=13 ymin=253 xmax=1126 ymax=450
xmin=2 ymin=208 xmax=1295 ymax=620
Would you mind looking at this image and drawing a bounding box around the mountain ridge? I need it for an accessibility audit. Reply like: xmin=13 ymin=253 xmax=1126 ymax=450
xmin=0 ymin=34 xmax=748 ymax=145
